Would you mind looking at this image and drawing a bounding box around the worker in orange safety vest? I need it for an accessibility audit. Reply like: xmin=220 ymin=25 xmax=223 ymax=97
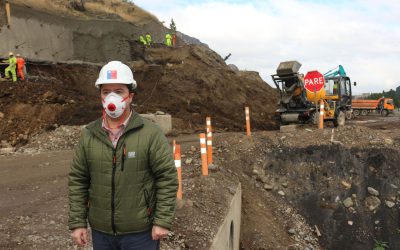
xmin=16 ymin=54 xmax=26 ymax=81
xmin=172 ymin=33 xmax=177 ymax=47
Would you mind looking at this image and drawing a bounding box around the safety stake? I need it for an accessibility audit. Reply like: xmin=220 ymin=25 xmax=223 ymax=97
xmin=245 ymin=107 xmax=251 ymax=137
xmin=172 ymin=139 xmax=176 ymax=154
xmin=5 ymin=1 xmax=11 ymax=28
xmin=319 ymin=101 xmax=324 ymax=129
xmin=174 ymin=144 xmax=183 ymax=200
xmin=206 ymin=117 xmax=213 ymax=164
xmin=199 ymin=133 xmax=208 ymax=176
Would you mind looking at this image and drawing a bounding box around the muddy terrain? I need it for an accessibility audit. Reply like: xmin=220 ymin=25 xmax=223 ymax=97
xmin=0 ymin=44 xmax=277 ymax=148
xmin=1 ymin=115 xmax=399 ymax=249
xmin=1 ymin=1 xmax=399 ymax=249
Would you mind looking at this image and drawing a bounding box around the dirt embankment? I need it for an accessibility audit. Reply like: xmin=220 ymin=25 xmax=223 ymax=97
xmin=1 ymin=114 xmax=400 ymax=249
xmin=0 ymin=62 xmax=100 ymax=147
xmin=0 ymin=44 xmax=277 ymax=147
xmin=132 ymin=45 xmax=277 ymax=132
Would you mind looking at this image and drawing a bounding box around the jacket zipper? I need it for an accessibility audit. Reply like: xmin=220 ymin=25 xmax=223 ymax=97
xmin=121 ymin=144 xmax=126 ymax=172
xmin=111 ymin=148 xmax=117 ymax=235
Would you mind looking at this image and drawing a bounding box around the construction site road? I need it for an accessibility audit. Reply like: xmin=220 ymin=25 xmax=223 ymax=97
xmin=1 ymin=113 xmax=400 ymax=249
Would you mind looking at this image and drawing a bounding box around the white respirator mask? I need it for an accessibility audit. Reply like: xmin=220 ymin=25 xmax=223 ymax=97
xmin=102 ymin=92 xmax=129 ymax=119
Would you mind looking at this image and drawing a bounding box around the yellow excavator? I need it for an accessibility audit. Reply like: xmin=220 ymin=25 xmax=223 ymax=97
xmin=272 ymin=61 xmax=355 ymax=127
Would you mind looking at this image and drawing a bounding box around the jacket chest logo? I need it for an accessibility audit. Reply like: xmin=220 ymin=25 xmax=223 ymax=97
xmin=128 ymin=151 xmax=136 ymax=158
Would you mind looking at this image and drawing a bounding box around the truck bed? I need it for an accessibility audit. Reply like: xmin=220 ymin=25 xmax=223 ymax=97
xmin=352 ymin=100 xmax=379 ymax=109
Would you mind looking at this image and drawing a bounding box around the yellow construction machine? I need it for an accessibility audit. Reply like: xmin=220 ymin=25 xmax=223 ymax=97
xmin=272 ymin=61 xmax=355 ymax=127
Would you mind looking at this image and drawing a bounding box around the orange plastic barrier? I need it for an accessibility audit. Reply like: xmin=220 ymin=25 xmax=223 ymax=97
xmin=199 ymin=133 xmax=208 ymax=176
xmin=174 ymin=144 xmax=182 ymax=200
xmin=245 ymin=107 xmax=251 ymax=137
xmin=206 ymin=117 xmax=213 ymax=164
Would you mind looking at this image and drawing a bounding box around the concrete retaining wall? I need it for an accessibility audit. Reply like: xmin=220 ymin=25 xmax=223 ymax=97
xmin=0 ymin=15 xmax=74 ymax=61
xmin=0 ymin=4 xmax=167 ymax=62
xmin=210 ymin=184 xmax=241 ymax=250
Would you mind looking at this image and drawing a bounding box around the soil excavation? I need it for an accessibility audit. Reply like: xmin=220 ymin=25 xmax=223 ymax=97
xmin=1 ymin=1 xmax=400 ymax=250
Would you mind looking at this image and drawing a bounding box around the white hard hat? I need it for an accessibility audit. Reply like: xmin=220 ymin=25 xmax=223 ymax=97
xmin=95 ymin=61 xmax=137 ymax=89
xmin=9 ymin=52 xmax=13 ymax=56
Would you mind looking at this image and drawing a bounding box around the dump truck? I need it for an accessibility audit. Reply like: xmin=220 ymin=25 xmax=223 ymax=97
xmin=272 ymin=61 xmax=354 ymax=126
xmin=352 ymin=97 xmax=394 ymax=117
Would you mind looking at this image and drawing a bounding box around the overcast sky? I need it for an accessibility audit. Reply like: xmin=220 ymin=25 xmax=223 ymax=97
xmin=133 ymin=0 xmax=400 ymax=94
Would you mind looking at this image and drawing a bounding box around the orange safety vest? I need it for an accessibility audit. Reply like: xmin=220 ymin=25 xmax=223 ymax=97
xmin=16 ymin=57 xmax=25 ymax=69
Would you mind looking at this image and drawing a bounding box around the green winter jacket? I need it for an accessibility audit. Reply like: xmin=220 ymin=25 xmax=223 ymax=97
xmin=68 ymin=112 xmax=178 ymax=235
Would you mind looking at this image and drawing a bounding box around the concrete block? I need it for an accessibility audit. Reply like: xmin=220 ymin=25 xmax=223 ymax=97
xmin=0 ymin=147 xmax=14 ymax=155
xmin=280 ymin=124 xmax=297 ymax=133
xmin=140 ymin=113 xmax=172 ymax=134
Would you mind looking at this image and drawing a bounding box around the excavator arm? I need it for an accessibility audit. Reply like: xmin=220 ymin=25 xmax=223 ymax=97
xmin=324 ymin=65 xmax=346 ymax=78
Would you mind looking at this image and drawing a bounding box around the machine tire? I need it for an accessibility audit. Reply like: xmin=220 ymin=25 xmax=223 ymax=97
xmin=345 ymin=111 xmax=352 ymax=120
xmin=311 ymin=111 xmax=320 ymax=127
xmin=381 ymin=109 xmax=389 ymax=117
xmin=361 ymin=110 xmax=368 ymax=116
xmin=333 ymin=111 xmax=345 ymax=127
xmin=353 ymin=109 xmax=360 ymax=116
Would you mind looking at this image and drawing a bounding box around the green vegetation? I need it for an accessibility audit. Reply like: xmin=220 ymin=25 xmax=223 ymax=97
xmin=170 ymin=18 xmax=177 ymax=33
xmin=373 ymin=239 xmax=388 ymax=250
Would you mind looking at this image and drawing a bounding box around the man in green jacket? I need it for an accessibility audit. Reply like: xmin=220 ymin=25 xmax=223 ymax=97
xmin=68 ymin=61 xmax=178 ymax=249
xmin=4 ymin=52 xmax=17 ymax=82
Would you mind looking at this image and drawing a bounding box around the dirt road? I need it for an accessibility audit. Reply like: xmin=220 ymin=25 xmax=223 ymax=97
xmin=1 ymin=114 xmax=399 ymax=249
xmin=0 ymin=150 xmax=73 ymax=249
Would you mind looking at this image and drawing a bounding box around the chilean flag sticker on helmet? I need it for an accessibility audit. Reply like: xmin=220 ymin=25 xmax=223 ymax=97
xmin=107 ymin=70 xmax=117 ymax=80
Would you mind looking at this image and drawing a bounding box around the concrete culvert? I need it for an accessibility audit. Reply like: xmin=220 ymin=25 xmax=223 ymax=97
xmin=229 ymin=220 xmax=234 ymax=250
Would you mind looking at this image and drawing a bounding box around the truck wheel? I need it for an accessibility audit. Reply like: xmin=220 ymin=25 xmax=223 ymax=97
xmin=353 ymin=109 xmax=360 ymax=116
xmin=345 ymin=111 xmax=352 ymax=120
xmin=333 ymin=111 xmax=345 ymax=127
xmin=381 ymin=109 xmax=389 ymax=117
xmin=361 ymin=110 xmax=368 ymax=116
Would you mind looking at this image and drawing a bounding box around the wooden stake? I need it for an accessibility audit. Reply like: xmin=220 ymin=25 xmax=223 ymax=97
xmin=5 ymin=1 xmax=11 ymax=28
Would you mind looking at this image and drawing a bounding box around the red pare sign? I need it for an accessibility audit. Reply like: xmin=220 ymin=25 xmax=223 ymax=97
xmin=304 ymin=71 xmax=325 ymax=92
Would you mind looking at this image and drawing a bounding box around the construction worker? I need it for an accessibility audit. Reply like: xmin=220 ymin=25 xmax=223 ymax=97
xmin=68 ymin=61 xmax=178 ymax=249
xmin=146 ymin=32 xmax=152 ymax=47
xmin=172 ymin=33 xmax=177 ymax=47
xmin=4 ymin=52 xmax=17 ymax=82
xmin=16 ymin=54 xmax=26 ymax=81
xmin=332 ymin=82 xmax=338 ymax=95
xmin=139 ymin=35 xmax=147 ymax=47
xmin=165 ymin=33 xmax=172 ymax=47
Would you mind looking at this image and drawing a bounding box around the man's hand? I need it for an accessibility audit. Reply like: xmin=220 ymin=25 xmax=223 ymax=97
xmin=71 ymin=228 xmax=89 ymax=247
xmin=152 ymin=225 xmax=169 ymax=240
